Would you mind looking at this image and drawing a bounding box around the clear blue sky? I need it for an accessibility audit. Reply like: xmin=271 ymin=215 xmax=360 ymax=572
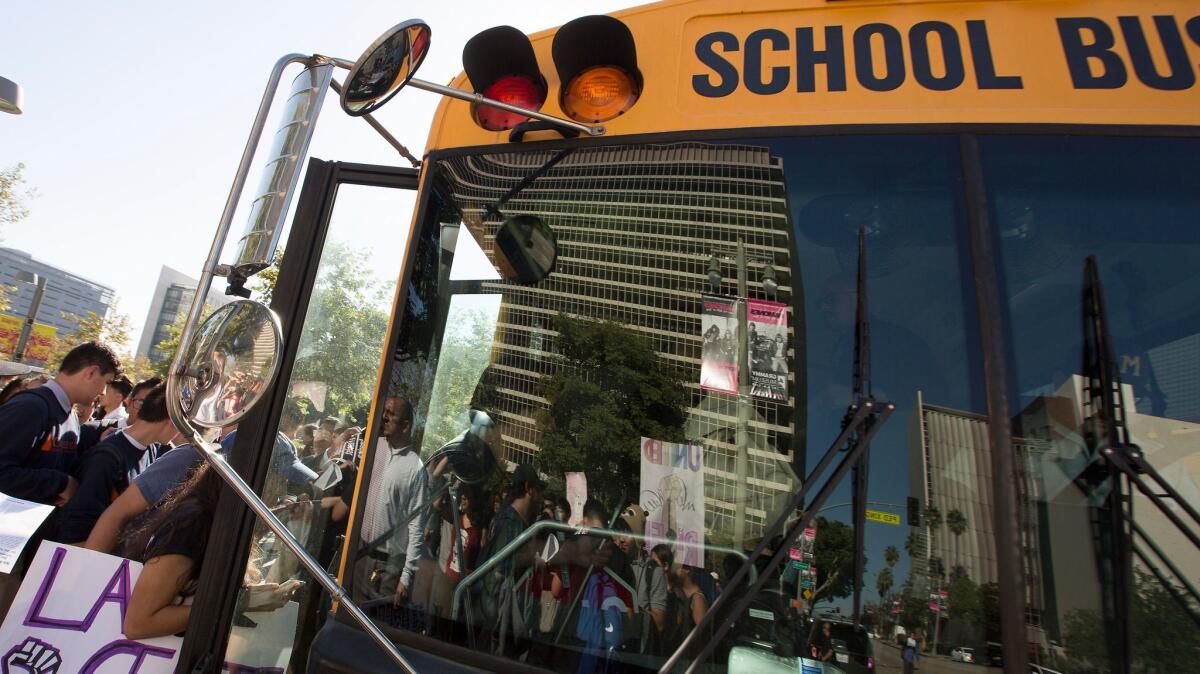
xmin=0 ymin=0 xmax=643 ymax=354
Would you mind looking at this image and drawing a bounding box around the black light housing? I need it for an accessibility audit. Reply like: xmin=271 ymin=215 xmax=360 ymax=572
xmin=463 ymin=26 xmax=548 ymax=131
xmin=552 ymin=15 xmax=642 ymax=122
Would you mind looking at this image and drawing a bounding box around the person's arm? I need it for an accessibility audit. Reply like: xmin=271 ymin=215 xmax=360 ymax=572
xmin=123 ymin=554 xmax=194 ymax=639
xmin=0 ymin=397 xmax=71 ymax=503
xmin=689 ymin=592 xmax=708 ymax=627
xmin=398 ymin=464 xmax=431 ymax=597
xmin=647 ymin=567 xmax=669 ymax=631
xmin=86 ymin=483 xmax=151 ymax=552
xmin=55 ymin=451 xmax=120 ymax=543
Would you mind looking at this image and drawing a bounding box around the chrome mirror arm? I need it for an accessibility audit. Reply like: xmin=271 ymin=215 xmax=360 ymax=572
xmin=165 ymin=51 xmax=419 ymax=674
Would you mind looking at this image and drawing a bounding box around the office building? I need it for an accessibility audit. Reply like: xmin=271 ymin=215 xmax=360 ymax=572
xmin=137 ymin=266 xmax=233 ymax=365
xmin=439 ymin=142 xmax=798 ymax=543
xmin=0 ymin=246 xmax=114 ymax=338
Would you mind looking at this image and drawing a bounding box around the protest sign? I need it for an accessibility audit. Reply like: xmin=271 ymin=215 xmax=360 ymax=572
xmin=0 ymin=542 xmax=297 ymax=673
xmin=747 ymin=299 xmax=788 ymax=401
xmin=699 ymin=295 xmax=738 ymax=395
xmin=0 ymin=494 xmax=53 ymax=574
xmin=639 ymin=438 xmax=705 ymax=567
xmin=565 ymin=472 xmax=587 ymax=527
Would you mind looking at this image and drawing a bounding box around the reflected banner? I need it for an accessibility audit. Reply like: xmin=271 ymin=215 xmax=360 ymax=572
xmin=700 ymin=294 xmax=738 ymax=394
xmin=747 ymin=299 xmax=788 ymax=401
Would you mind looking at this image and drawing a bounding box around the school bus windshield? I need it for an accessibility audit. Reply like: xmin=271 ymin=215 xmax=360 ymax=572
xmin=339 ymin=132 xmax=1200 ymax=674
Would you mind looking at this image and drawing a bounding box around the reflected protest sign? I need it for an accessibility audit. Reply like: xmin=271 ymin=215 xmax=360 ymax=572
xmin=0 ymin=542 xmax=297 ymax=673
xmin=747 ymin=299 xmax=787 ymax=401
xmin=565 ymin=472 xmax=587 ymax=527
xmin=640 ymin=437 xmax=705 ymax=567
xmin=699 ymin=295 xmax=738 ymax=395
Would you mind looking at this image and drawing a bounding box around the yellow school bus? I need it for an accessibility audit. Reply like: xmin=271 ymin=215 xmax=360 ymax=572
xmin=164 ymin=1 xmax=1200 ymax=673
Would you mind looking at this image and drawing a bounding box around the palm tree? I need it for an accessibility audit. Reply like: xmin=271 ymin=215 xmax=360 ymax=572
xmin=904 ymin=531 xmax=920 ymax=559
xmin=885 ymin=544 xmax=900 ymax=569
xmin=946 ymin=508 xmax=968 ymax=571
xmin=877 ymin=567 xmax=894 ymax=603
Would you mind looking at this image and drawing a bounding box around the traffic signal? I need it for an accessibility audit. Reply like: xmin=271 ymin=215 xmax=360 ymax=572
xmin=907 ymin=496 xmax=921 ymax=527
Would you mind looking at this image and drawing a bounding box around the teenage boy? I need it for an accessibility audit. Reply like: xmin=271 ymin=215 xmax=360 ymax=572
xmin=0 ymin=341 xmax=121 ymax=505
xmin=51 ymin=384 xmax=178 ymax=544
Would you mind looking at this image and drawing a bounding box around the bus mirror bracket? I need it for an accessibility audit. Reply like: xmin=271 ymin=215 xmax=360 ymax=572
xmin=164 ymin=49 xmax=421 ymax=674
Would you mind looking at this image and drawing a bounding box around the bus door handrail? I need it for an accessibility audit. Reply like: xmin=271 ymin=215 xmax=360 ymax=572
xmin=450 ymin=520 xmax=755 ymax=622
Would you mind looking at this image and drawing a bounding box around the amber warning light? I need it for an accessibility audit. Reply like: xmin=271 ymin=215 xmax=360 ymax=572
xmin=554 ymin=15 xmax=642 ymax=124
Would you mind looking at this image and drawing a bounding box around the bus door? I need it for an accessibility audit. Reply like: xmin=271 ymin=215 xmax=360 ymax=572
xmin=176 ymin=159 xmax=419 ymax=673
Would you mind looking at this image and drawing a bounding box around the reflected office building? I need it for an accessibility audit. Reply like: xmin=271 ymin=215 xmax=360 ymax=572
xmin=439 ymin=142 xmax=798 ymax=543
xmin=910 ymin=377 xmax=1200 ymax=652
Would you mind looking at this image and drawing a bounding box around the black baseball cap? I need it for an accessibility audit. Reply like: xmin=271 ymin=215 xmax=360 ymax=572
xmin=510 ymin=463 xmax=547 ymax=490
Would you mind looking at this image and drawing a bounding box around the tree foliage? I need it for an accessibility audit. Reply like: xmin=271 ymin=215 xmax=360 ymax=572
xmin=885 ymin=544 xmax=900 ymax=569
xmin=811 ymin=516 xmax=861 ymax=604
xmin=535 ymin=314 xmax=689 ymax=506
xmin=42 ymin=307 xmax=132 ymax=371
xmin=421 ymin=308 xmax=498 ymax=453
xmin=1061 ymin=570 xmax=1200 ymax=674
xmin=0 ymin=162 xmax=35 ymax=230
xmin=877 ymin=566 xmax=894 ymax=602
xmin=289 ymin=242 xmax=391 ymax=421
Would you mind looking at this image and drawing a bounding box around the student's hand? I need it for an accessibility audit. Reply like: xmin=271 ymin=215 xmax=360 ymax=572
xmin=55 ymin=477 xmax=79 ymax=506
xmin=394 ymin=579 xmax=410 ymax=606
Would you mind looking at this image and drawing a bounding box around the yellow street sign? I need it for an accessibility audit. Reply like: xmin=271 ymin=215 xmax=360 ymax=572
xmin=865 ymin=509 xmax=901 ymax=526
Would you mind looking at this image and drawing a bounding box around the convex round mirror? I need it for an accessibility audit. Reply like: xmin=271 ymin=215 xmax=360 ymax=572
xmin=341 ymin=19 xmax=431 ymax=116
xmin=494 ymin=214 xmax=558 ymax=284
xmin=429 ymin=410 xmax=499 ymax=485
xmin=178 ymin=300 xmax=283 ymax=428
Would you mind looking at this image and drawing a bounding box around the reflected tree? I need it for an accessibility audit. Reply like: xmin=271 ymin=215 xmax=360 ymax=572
xmin=536 ymin=314 xmax=688 ymax=507
xmin=1061 ymin=569 xmax=1200 ymax=674
xmin=811 ymin=516 xmax=860 ymax=605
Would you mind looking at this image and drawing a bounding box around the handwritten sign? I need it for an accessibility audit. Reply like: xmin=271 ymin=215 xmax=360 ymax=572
xmin=0 ymin=542 xmax=296 ymax=673
xmin=565 ymin=472 xmax=587 ymax=528
xmin=639 ymin=437 xmax=705 ymax=567
xmin=865 ymin=510 xmax=901 ymax=526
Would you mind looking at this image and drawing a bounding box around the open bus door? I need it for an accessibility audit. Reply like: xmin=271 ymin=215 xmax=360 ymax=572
xmin=174 ymin=159 xmax=419 ymax=673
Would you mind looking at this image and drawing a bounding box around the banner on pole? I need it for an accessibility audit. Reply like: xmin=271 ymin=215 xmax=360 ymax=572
xmin=0 ymin=542 xmax=297 ymax=673
xmin=25 ymin=324 xmax=56 ymax=363
xmin=0 ymin=315 xmax=21 ymax=355
xmin=747 ymin=299 xmax=788 ymax=401
xmin=639 ymin=438 xmax=705 ymax=567
xmin=699 ymin=295 xmax=738 ymax=395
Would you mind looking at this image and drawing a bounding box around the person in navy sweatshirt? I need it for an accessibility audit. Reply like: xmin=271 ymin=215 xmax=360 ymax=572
xmin=51 ymin=383 xmax=180 ymax=544
xmin=0 ymin=341 xmax=122 ymax=506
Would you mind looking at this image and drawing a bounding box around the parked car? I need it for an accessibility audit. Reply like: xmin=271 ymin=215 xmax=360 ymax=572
xmin=823 ymin=620 xmax=875 ymax=673
xmin=950 ymin=647 xmax=976 ymax=663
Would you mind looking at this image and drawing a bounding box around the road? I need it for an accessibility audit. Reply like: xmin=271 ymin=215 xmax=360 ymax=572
xmin=870 ymin=637 xmax=1001 ymax=674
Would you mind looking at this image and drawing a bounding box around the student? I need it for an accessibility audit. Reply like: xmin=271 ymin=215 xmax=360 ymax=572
xmin=0 ymin=373 xmax=48 ymax=406
xmin=51 ymin=384 xmax=178 ymax=544
xmin=0 ymin=342 xmax=121 ymax=505
xmin=97 ymin=375 xmax=132 ymax=424
xmin=121 ymin=465 xmax=299 ymax=639
xmin=615 ymin=504 xmax=669 ymax=656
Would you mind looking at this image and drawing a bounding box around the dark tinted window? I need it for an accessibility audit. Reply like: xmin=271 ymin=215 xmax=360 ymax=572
xmin=983 ymin=135 xmax=1200 ymax=674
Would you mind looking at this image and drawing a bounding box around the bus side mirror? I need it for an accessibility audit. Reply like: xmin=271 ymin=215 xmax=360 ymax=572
xmin=176 ymin=299 xmax=283 ymax=429
xmin=341 ymin=19 xmax=432 ymax=116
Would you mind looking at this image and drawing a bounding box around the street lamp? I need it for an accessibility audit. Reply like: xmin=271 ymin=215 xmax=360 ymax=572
xmin=13 ymin=271 xmax=47 ymax=363
xmin=0 ymin=76 xmax=23 ymax=115
xmin=707 ymin=238 xmax=779 ymax=550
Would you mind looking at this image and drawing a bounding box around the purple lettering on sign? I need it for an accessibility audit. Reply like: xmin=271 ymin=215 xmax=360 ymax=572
xmin=24 ymin=547 xmax=133 ymax=632
xmin=79 ymin=641 xmax=175 ymax=674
